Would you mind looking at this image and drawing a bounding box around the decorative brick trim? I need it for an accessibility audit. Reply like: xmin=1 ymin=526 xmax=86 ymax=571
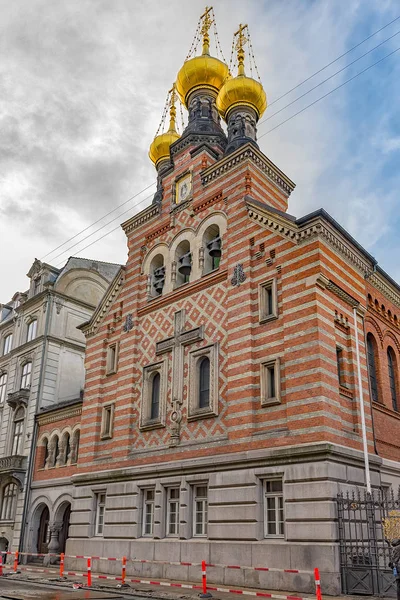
xmin=373 ymin=401 xmax=400 ymax=421
xmin=145 ymin=219 xmax=173 ymax=244
xmin=192 ymin=191 xmax=223 ymax=215
xmin=121 ymin=204 xmax=160 ymax=234
xmin=137 ymin=269 xmax=227 ymax=317
xmin=326 ymin=281 xmax=359 ymax=308
xmin=339 ymin=386 xmax=353 ymax=399
xmin=79 ymin=268 xmax=125 ymax=337
xmin=201 ymin=144 xmax=295 ymax=196
xmin=369 ymin=273 xmax=400 ymax=310
xmin=37 ymin=406 xmax=82 ymax=426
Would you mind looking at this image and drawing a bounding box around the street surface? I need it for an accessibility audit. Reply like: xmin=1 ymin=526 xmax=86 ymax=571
xmin=0 ymin=577 xmax=128 ymax=599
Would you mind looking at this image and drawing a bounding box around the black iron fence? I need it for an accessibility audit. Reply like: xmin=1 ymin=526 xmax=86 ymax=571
xmin=337 ymin=489 xmax=400 ymax=596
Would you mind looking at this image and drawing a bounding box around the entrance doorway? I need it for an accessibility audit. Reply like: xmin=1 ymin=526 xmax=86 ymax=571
xmin=0 ymin=537 xmax=8 ymax=563
xmin=37 ymin=505 xmax=49 ymax=554
xmin=58 ymin=503 xmax=71 ymax=554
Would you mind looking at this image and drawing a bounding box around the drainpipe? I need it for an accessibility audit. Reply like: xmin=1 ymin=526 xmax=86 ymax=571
xmin=353 ymin=305 xmax=372 ymax=494
xmin=19 ymin=291 xmax=53 ymax=553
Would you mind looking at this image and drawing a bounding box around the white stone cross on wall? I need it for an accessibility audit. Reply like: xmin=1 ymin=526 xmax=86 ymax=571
xmin=156 ymin=309 xmax=204 ymax=446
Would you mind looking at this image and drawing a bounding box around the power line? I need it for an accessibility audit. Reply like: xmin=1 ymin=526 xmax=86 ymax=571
xmin=266 ymin=14 xmax=400 ymax=108
xmin=259 ymin=28 xmax=400 ymax=126
xmin=258 ymin=45 xmax=400 ymax=140
xmin=41 ymin=180 xmax=156 ymax=260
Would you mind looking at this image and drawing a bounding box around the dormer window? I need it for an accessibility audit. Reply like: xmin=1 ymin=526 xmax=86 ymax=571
xmin=176 ymin=241 xmax=192 ymax=287
xmin=33 ymin=277 xmax=41 ymax=295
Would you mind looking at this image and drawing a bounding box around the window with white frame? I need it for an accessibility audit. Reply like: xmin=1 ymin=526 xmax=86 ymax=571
xmin=106 ymin=342 xmax=118 ymax=375
xmin=94 ymin=492 xmax=106 ymax=536
xmin=264 ymin=479 xmax=284 ymax=537
xmin=0 ymin=483 xmax=17 ymax=521
xmin=0 ymin=373 xmax=7 ymax=404
xmin=260 ymin=359 xmax=280 ymax=406
xmin=259 ymin=279 xmax=278 ymax=323
xmin=188 ymin=345 xmax=218 ymax=420
xmin=101 ymin=404 xmax=114 ymax=439
xmin=11 ymin=407 xmax=25 ymax=455
xmin=3 ymin=334 xmax=12 ymax=356
xmin=21 ymin=362 xmax=32 ymax=389
xmin=167 ymin=488 xmax=180 ymax=536
xmin=27 ymin=319 xmax=38 ymax=342
xmin=140 ymin=361 xmax=167 ymax=430
xmin=142 ymin=489 xmax=155 ymax=536
xmin=193 ymin=485 xmax=208 ymax=537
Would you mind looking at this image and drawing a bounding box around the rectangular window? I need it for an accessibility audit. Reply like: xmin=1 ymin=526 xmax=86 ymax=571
xmin=0 ymin=373 xmax=7 ymax=404
xmin=106 ymin=343 xmax=118 ymax=375
xmin=264 ymin=479 xmax=284 ymax=537
xmin=260 ymin=359 xmax=280 ymax=406
xmin=12 ymin=420 xmax=24 ymax=455
xmin=143 ymin=489 xmax=155 ymax=536
xmin=259 ymin=280 xmax=278 ymax=323
xmin=336 ymin=347 xmax=344 ymax=386
xmin=21 ymin=362 xmax=32 ymax=389
xmin=95 ymin=493 xmax=106 ymax=536
xmin=193 ymin=485 xmax=208 ymax=537
xmin=167 ymin=488 xmax=180 ymax=537
xmin=27 ymin=320 xmax=38 ymax=342
xmin=3 ymin=334 xmax=12 ymax=356
xmin=101 ymin=404 xmax=114 ymax=439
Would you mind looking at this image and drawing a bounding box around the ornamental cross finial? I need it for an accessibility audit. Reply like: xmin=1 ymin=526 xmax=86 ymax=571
xmin=168 ymin=83 xmax=177 ymax=132
xmin=234 ymin=23 xmax=248 ymax=76
xmin=200 ymin=6 xmax=214 ymax=56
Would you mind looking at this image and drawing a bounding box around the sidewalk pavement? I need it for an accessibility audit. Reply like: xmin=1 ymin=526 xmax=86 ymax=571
xmin=1 ymin=567 xmax=385 ymax=600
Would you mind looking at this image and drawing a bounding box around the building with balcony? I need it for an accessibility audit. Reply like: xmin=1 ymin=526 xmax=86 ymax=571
xmin=0 ymin=256 xmax=120 ymax=555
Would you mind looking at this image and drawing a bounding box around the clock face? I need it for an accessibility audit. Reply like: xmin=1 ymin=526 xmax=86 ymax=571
xmin=176 ymin=175 xmax=192 ymax=203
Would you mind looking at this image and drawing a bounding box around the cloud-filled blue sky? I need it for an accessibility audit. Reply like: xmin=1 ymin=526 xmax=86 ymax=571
xmin=0 ymin=0 xmax=399 ymax=299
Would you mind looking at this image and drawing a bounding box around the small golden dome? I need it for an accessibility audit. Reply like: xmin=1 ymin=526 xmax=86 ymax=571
xmin=176 ymin=53 xmax=229 ymax=108
xmin=149 ymin=85 xmax=180 ymax=168
xmin=216 ymin=74 xmax=267 ymax=120
xmin=149 ymin=128 xmax=180 ymax=168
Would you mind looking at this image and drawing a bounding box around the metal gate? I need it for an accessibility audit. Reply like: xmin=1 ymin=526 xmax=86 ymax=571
xmin=337 ymin=489 xmax=399 ymax=596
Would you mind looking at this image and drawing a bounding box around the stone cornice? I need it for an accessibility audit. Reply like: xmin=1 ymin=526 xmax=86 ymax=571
xmin=325 ymin=280 xmax=359 ymax=308
xmin=369 ymin=272 xmax=400 ymax=310
xmin=37 ymin=404 xmax=82 ymax=426
xmin=201 ymin=144 xmax=296 ymax=197
xmin=121 ymin=204 xmax=160 ymax=235
xmin=79 ymin=268 xmax=125 ymax=338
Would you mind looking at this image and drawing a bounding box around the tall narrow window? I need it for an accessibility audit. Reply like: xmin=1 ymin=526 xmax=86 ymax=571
xmin=150 ymin=373 xmax=160 ymax=420
xmin=388 ymin=347 xmax=398 ymax=412
xmin=106 ymin=343 xmax=118 ymax=375
xmin=3 ymin=334 xmax=12 ymax=356
xmin=1 ymin=483 xmax=17 ymax=521
xmin=95 ymin=493 xmax=106 ymax=536
xmin=167 ymin=488 xmax=180 ymax=537
xmin=0 ymin=373 xmax=7 ymax=404
xmin=198 ymin=357 xmax=210 ymax=409
xmin=264 ymin=479 xmax=285 ymax=537
xmin=27 ymin=320 xmax=37 ymax=342
xmin=21 ymin=362 xmax=32 ymax=389
xmin=101 ymin=405 xmax=114 ymax=439
xmin=336 ymin=347 xmax=344 ymax=386
xmin=193 ymin=485 xmax=208 ymax=537
xmin=143 ymin=489 xmax=155 ymax=536
xmin=12 ymin=408 xmax=25 ymax=455
xmin=367 ymin=333 xmax=379 ymax=403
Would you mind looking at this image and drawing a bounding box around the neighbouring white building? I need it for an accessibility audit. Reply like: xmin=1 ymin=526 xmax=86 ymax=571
xmin=0 ymin=257 xmax=120 ymax=555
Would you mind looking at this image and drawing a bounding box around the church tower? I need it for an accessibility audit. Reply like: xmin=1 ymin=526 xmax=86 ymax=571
xmin=64 ymin=7 xmax=400 ymax=597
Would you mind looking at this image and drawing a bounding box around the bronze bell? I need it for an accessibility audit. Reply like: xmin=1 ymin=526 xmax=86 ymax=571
xmin=207 ymin=236 xmax=221 ymax=257
xmin=154 ymin=278 xmax=165 ymax=294
xmin=153 ymin=266 xmax=165 ymax=294
xmin=178 ymin=251 xmax=192 ymax=275
xmin=153 ymin=266 xmax=165 ymax=280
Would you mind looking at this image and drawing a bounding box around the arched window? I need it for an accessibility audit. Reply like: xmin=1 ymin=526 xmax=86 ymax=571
xmin=176 ymin=240 xmax=192 ymax=287
xmin=21 ymin=362 xmax=32 ymax=389
xmin=198 ymin=357 xmax=210 ymax=408
xmin=0 ymin=483 xmax=17 ymax=520
xmin=65 ymin=433 xmax=71 ymax=464
xmin=11 ymin=408 xmax=25 ymax=455
xmin=3 ymin=334 xmax=12 ymax=356
xmin=0 ymin=373 xmax=7 ymax=404
xmin=387 ymin=347 xmax=398 ymax=412
xmin=150 ymin=373 xmax=160 ymax=420
xmin=27 ymin=320 xmax=37 ymax=342
xmin=71 ymin=430 xmax=80 ymax=464
xmin=367 ymin=333 xmax=379 ymax=403
xmin=149 ymin=255 xmax=165 ymax=297
xmin=53 ymin=436 xmax=60 ymax=467
xmin=42 ymin=438 xmax=49 ymax=468
xmin=203 ymin=225 xmax=221 ymax=274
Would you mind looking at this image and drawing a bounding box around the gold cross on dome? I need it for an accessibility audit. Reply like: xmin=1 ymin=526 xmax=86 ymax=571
xmin=200 ymin=6 xmax=214 ymax=54
xmin=234 ymin=23 xmax=248 ymax=53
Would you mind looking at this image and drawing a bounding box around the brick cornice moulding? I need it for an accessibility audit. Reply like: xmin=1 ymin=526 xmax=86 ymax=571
xmin=201 ymin=144 xmax=296 ymax=197
xmin=79 ymin=268 xmax=125 ymax=338
xmin=121 ymin=204 xmax=160 ymax=235
xmin=369 ymin=272 xmax=400 ymax=310
xmin=37 ymin=405 xmax=82 ymax=426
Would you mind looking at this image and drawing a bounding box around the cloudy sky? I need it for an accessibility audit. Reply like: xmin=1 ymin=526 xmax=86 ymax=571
xmin=1 ymin=0 xmax=399 ymax=300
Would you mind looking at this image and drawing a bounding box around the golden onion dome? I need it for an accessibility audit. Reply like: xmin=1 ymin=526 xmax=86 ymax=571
xmin=149 ymin=87 xmax=180 ymax=168
xmin=175 ymin=8 xmax=229 ymax=107
xmin=216 ymin=74 xmax=267 ymax=120
xmin=216 ymin=23 xmax=267 ymax=121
